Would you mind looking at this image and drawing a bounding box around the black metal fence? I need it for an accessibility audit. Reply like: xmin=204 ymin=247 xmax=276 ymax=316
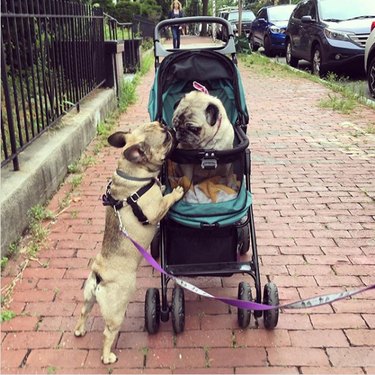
xmin=104 ymin=12 xmax=141 ymax=74
xmin=1 ymin=0 xmax=106 ymax=171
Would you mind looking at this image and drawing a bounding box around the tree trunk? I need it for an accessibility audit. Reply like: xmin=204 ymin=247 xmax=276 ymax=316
xmin=201 ymin=0 xmax=209 ymax=36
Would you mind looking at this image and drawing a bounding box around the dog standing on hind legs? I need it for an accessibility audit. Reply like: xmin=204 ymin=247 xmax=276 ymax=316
xmin=74 ymin=121 xmax=183 ymax=364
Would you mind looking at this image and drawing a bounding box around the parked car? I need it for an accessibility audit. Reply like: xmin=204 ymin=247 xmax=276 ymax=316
xmin=249 ymin=4 xmax=296 ymax=57
xmin=365 ymin=24 xmax=375 ymax=98
xmin=285 ymin=0 xmax=375 ymax=77
xmin=218 ymin=9 xmax=255 ymax=40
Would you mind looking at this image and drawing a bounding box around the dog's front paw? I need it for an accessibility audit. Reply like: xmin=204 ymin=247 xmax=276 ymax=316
xmin=173 ymin=186 xmax=184 ymax=200
xmin=101 ymin=352 xmax=118 ymax=364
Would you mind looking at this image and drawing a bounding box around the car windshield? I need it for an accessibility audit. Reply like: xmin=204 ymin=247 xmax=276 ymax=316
xmin=319 ymin=0 xmax=375 ymax=21
xmin=227 ymin=10 xmax=255 ymax=22
xmin=268 ymin=5 xmax=296 ymax=22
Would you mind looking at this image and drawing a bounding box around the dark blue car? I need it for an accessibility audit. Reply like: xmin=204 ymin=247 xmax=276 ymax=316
xmin=249 ymin=4 xmax=296 ymax=56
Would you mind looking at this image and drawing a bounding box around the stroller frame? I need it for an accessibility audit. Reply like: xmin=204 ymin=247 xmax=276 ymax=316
xmin=145 ymin=16 xmax=279 ymax=334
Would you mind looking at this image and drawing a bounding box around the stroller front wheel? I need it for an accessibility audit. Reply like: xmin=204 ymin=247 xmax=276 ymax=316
xmin=263 ymin=282 xmax=279 ymax=329
xmin=145 ymin=288 xmax=161 ymax=334
xmin=237 ymin=281 xmax=252 ymax=328
xmin=171 ymin=285 xmax=185 ymax=334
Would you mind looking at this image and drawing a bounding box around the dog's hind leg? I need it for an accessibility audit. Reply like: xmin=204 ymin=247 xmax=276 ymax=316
xmin=96 ymin=279 xmax=136 ymax=364
xmin=74 ymin=271 xmax=98 ymax=337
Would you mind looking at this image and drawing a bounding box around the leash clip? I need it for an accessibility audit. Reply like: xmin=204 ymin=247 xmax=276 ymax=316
xmin=114 ymin=207 xmax=129 ymax=237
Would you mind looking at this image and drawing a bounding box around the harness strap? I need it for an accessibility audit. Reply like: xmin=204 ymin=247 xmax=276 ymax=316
xmin=126 ymin=179 xmax=155 ymax=225
xmin=102 ymin=182 xmax=124 ymax=211
xmin=102 ymin=179 xmax=156 ymax=225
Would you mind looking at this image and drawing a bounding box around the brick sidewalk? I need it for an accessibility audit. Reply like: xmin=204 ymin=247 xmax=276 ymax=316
xmin=1 ymin=53 xmax=375 ymax=374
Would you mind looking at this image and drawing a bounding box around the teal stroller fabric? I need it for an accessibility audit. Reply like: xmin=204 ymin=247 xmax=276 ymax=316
xmin=148 ymin=49 xmax=252 ymax=228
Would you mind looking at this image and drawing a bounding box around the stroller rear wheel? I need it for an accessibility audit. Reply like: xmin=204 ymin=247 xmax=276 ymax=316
xmin=145 ymin=288 xmax=161 ymax=334
xmin=263 ymin=282 xmax=279 ymax=329
xmin=237 ymin=281 xmax=252 ymax=328
xmin=171 ymin=285 xmax=185 ymax=334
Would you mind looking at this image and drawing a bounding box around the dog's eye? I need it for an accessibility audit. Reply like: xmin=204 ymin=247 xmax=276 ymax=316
xmin=187 ymin=124 xmax=201 ymax=135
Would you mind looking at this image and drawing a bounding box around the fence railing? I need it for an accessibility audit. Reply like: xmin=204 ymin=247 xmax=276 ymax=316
xmin=1 ymin=0 xmax=106 ymax=170
xmin=104 ymin=12 xmax=141 ymax=74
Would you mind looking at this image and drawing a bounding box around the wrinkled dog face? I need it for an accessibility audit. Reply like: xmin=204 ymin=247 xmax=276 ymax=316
xmin=108 ymin=121 xmax=175 ymax=172
xmin=172 ymin=91 xmax=223 ymax=149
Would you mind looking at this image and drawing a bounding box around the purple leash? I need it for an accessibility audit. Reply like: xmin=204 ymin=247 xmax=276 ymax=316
xmin=125 ymin=234 xmax=375 ymax=311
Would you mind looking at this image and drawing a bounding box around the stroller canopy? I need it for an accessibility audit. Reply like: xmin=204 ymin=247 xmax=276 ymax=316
xmin=148 ymin=50 xmax=249 ymax=128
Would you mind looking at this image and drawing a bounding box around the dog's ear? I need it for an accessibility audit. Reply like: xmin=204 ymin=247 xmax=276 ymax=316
xmin=205 ymin=103 xmax=220 ymax=126
xmin=107 ymin=131 xmax=129 ymax=148
xmin=124 ymin=143 xmax=148 ymax=164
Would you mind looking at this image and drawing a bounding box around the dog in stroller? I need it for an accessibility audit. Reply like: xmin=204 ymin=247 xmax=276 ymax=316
xmin=145 ymin=16 xmax=280 ymax=334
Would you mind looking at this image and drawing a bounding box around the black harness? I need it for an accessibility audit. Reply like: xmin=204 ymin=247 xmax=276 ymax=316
xmin=102 ymin=170 xmax=157 ymax=225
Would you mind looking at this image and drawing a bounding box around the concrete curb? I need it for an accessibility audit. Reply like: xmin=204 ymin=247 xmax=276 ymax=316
xmin=1 ymin=88 xmax=117 ymax=256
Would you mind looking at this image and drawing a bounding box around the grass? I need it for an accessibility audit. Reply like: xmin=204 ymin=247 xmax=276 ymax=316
xmin=0 ymin=309 xmax=16 ymax=322
xmin=318 ymin=93 xmax=357 ymax=114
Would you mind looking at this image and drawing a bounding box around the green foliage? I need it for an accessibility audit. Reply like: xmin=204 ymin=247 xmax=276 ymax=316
xmin=27 ymin=205 xmax=54 ymax=244
xmin=28 ymin=204 xmax=54 ymax=223
xmin=102 ymin=0 xmax=162 ymax=23
xmin=1 ymin=257 xmax=9 ymax=271
xmin=0 ymin=310 xmax=16 ymax=323
xmin=318 ymin=93 xmax=357 ymax=114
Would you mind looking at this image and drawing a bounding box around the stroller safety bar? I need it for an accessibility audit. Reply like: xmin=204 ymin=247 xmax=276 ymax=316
xmin=154 ymin=16 xmax=237 ymax=58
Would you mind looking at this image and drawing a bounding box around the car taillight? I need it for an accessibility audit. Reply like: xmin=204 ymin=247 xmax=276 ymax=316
xmin=371 ymin=21 xmax=375 ymax=31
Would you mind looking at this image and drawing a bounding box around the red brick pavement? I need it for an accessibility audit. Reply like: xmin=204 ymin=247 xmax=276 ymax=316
xmin=2 ymin=47 xmax=375 ymax=374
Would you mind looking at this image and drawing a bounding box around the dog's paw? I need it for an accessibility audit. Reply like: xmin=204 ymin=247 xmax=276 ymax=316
xmin=74 ymin=323 xmax=86 ymax=337
xmin=74 ymin=329 xmax=86 ymax=337
xmin=101 ymin=352 xmax=118 ymax=364
xmin=173 ymin=186 xmax=184 ymax=200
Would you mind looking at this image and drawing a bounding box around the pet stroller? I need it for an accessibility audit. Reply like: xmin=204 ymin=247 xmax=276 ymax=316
xmin=145 ymin=16 xmax=279 ymax=334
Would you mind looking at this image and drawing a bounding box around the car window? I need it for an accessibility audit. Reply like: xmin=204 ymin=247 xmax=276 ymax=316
xmin=318 ymin=0 xmax=375 ymax=21
xmin=227 ymin=10 xmax=255 ymax=22
xmin=293 ymin=0 xmax=315 ymax=20
xmin=268 ymin=5 xmax=296 ymax=22
xmin=258 ymin=9 xmax=267 ymax=20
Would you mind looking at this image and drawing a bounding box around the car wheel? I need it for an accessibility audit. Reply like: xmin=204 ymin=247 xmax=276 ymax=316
xmin=312 ymin=44 xmax=326 ymax=77
xmin=368 ymin=55 xmax=375 ymax=98
xmin=249 ymin=34 xmax=259 ymax=52
xmin=263 ymin=35 xmax=274 ymax=57
xmin=286 ymin=40 xmax=298 ymax=68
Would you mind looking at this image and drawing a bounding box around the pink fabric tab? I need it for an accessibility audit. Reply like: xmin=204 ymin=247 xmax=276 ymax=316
xmin=193 ymin=81 xmax=209 ymax=95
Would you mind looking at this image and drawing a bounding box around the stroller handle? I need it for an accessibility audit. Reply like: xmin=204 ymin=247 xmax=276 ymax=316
xmin=154 ymin=16 xmax=237 ymax=58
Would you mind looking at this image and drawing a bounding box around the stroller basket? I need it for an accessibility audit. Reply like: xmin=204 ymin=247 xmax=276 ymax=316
xmin=167 ymin=126 xmax=252 ymax=229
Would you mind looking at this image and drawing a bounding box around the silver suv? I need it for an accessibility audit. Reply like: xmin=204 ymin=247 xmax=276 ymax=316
xmin=365 ymin=26 xmax=375 ymax=98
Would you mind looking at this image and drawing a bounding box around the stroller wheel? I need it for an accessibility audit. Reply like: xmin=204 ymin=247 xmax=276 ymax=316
xmin=263 ymin=282 xmax=279 ymax=329
xmin=150 ymin=227 xmax=160 ymax=259
xmin=237 ymin=223 xmax=250 ymax=255
xmin=171 ymin=286 xmax=185 ymax=334
xmin=145 ymin=288 xmax=161 ymax=334
xmin=237 ymin=282 xmax=252 ymax=328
